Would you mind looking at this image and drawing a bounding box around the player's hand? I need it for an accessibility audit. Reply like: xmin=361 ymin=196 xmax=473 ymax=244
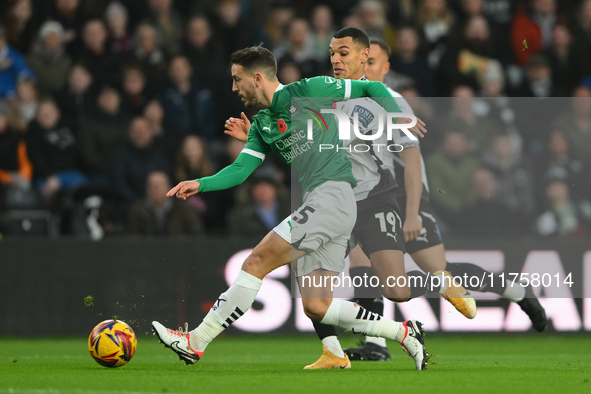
xmin=396 ymin=116 xmax=427 ymax=138
xmin=403 ymin=215 xmax=423 ymax=242
xmin=224 ymin=112 xmax=250 ymax=142
xmin=166 ymin=180 xmax=201 ymax=200
xmin=410 ymin=117 xmax=427 ymax=138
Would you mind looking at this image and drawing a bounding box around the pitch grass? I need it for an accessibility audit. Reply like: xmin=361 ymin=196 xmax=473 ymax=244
xmin=1 ymin=334 xmax=590 ymax=393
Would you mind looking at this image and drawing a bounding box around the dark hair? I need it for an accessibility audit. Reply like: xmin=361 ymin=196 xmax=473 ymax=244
xmin=369 ymin=37 xmax=391 ymax=57
xmin=230 ymin=46 xmax=277 ymax=79
xmin=333 ymin=27 xmax=370 ymax=49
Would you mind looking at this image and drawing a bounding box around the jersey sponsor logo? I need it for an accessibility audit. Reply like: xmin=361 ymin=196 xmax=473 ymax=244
xmin=262 ymin=124 xmax=271 ymax=132
xmin=352 ymin=105 xmax=375 ymax=129
xmin=324 ymin=76 xmax=336 ymax=84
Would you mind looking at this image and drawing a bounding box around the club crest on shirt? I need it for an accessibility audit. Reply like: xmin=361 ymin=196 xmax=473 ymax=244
xmin=352 ymin=105 xmax=375 ymax=129
xmin=288 ymin=102 xmax=302 ymax=118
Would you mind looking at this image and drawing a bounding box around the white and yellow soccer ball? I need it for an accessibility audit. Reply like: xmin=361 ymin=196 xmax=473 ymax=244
xmin=88 ymin=319 xmax=137 ymax=367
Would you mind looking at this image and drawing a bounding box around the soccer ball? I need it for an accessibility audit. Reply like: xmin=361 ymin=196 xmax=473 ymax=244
xmin=88 ymin=319 xmax=137 ymax=367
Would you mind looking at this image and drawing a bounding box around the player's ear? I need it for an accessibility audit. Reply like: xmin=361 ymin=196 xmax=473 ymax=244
xmin=253 ymin=71 xmax=263 ymax=87
xmin=383 ymin=61 xmax=390 ymax=75
xmin=360 ymin=47 xmax=370 ymax=63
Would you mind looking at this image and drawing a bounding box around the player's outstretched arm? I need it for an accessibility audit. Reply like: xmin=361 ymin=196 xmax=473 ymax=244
xmin=167 ymin=152 xmax=263 ymax=198
xmin=224 ymin=112 xmax=251 ymax=142
xmin=167 ymin=180 xmax=201 ymax=200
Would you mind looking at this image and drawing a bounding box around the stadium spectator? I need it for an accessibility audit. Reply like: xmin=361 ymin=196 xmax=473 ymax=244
xmin=119 ymin=64 xmax=152 ymax=116
xmin=26 ymin=98 xmax=86 ymax=204
xmin=104 ymin=1 xmax=133 ymax=55
xmin=210 ymin=0 xmax=255 ymax=56
xmin=309 ymin=5 xmax=335 ymax=61
xmin=356 ymin=0 xmax=397 ymax=50
xmin=570 ymin=0 xmax=591 ymax=57
xmin=479 ymin=0 xmax=515 ymax=56
xmin=273 ymin=18 xmax=322 ymax=78
xmin=0 ymin=24 xmax=35 ymax=101
xmin=441 ymin=85 xmax=498 ymax=152
xmin=473 ymin=61 xmax=520 ymax=141
xmin=56 ymin=63 xmax=96 ymax=131
xmin=181 ymin=16 xmax=226 ymax=92
xmin=511 ymin=53 xmax=562 ymax=97
xmin=416 ymin=0 xmax=455 ymax=68
xmin=511 ymin=0 xmax=561 ymax=66
xmin=2 ymin=0 xmax=40 ymax=54
xmin=535 ymin=178 xmax=591 ymax=238
xmin=544 ymin=24 xmax=591 ymax=96
xmin=11 ymin=79 xmax=38 ymax=128
xmin=481 ymin=131 xmax=535 ymax=217
xmin=453 ymin=167 xmax=523 ymax=236
xmin=109 ymin=116 xmax=169 ymax=214
xmin=142 ymin=0 xmax=183 ymax=56
xmin=128 ymin=22 xmax=169 ymax=92
xmin=143 ymin=99 xmax=182 ymax=163
xmin=389 ymin=25 xmax=435 ymax=97
xmin=533 ymin=130 xmax=590 ymax=207
xmin=181 ymin=14 xmax=243 ymax=125
xmin=426 ymin=130 xmax=479 ymax=225
xmin=26 ymin=21 xmax=72 ymax=98
xmin=173 ymin=134 xmax=229 ymax=231
xmin=386 ymin=0 xmax=417 ymax=26
xmin=78 ymin=86 xmax=131 ymax=183
xmin=51 ymin=0 xmax=85 ymax=55
xmin=552 ymin=86 xmax=591 ymax=159
xmin=75 ymin=19 xmax=121 ymax=87
xmin=341 ymin=13 xmax=365 ymax=30
xmin=159 ymin=55 xmax=217 ymax=140
xmin=437 ymin=15 xmax=499 ymax=95
xmin=0 ymin=104 xmax=32 ymax=200
xmin=456 ymin=0 xmax=484 ymax=22
xmin=228 ymin=168 xmax=291 ymax=237
xmin=260 ymin=4 xmax=294 ymax=50
xmin=127 ymin=170 xmax=203 ymax=235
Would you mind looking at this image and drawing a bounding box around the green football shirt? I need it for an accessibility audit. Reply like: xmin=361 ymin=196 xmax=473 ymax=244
xmin=198 ymin=76 xmax=401 ymax=196
xmin=243 ymin=76 xmax=401 ymax=196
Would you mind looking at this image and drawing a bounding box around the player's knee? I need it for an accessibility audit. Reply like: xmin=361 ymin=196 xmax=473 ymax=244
xmin=383 ymin=286 xmax=411 ymax=302
xmin=241 ymin=251 xmax=266 ymax=278
xmin=302 ymin=299 xmax=330 ymax=322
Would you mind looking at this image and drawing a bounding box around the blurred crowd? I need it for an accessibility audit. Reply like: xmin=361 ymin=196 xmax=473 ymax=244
xmin=0 ymin=0 xmax=590 ymax=239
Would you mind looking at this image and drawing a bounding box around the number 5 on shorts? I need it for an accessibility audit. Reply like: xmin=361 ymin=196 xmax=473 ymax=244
xmin=293 ymin=206 xmax=316 ymax=224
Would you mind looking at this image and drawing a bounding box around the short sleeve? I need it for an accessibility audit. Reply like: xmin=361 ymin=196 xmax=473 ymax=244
xmin=242 ymin=116 xmax=271 ymax=160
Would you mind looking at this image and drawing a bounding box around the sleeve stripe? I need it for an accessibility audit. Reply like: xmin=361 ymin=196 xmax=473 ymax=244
xmin=242 ymin=148 xmax=266 ymax=160
xmin=345 ymin=79 xmax=351 ymax=99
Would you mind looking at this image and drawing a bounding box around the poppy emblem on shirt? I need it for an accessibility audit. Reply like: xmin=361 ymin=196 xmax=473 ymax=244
xmin=277 ymin=119 xmax=287 ymax=133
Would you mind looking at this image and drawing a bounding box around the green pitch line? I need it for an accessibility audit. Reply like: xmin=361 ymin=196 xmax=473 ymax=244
xmin=0 ymin=335 xmax=590 ymax=393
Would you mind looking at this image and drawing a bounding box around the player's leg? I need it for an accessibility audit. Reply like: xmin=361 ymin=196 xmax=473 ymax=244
xmin=442 ymin=261 xmax=547 ymax=331
xmin=343 ymin=245 xmax=391 ymax=361
xmin=299 ymin=264 xmax=428 ymax=370
xmin=152 ymin=229 xmax=295 ymax=364
xmin=404 ymin=204 xmax=477 ymax=319
xmin=408 ymin=203 xmax=546 ymax=330
xmin=298 ymin=269 xmax=351 ymax=369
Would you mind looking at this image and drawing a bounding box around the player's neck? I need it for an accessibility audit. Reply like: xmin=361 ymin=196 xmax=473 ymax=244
xmin=349 ymin=71 xmax=364 ymax=80
xmin=261 ymin=80 xmax=281 ymax=108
